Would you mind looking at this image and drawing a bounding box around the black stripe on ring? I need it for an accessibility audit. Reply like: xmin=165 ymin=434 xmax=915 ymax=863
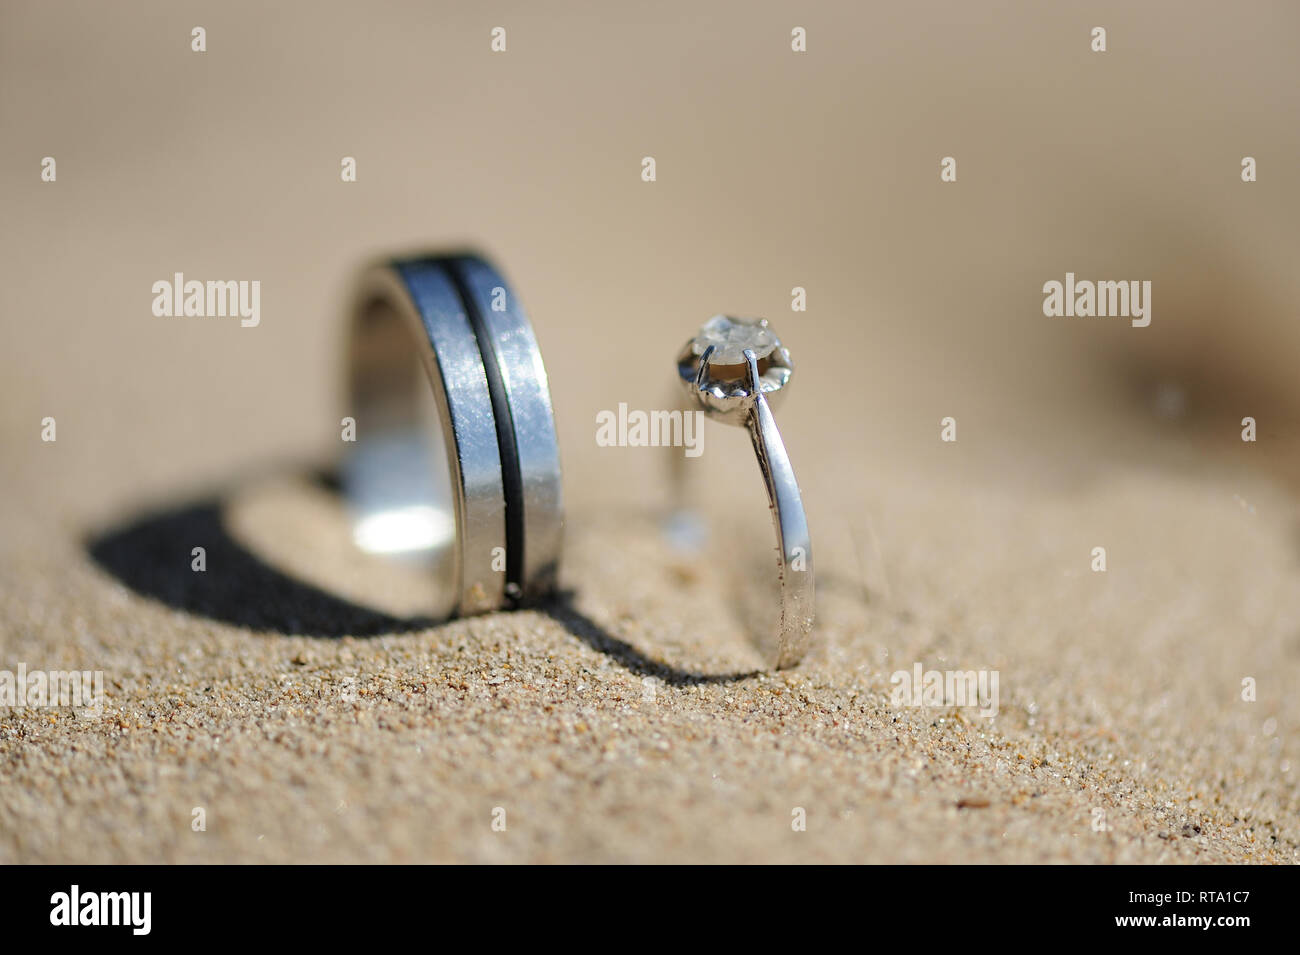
xmin=443 ymin=257 xmax=524 ymax=603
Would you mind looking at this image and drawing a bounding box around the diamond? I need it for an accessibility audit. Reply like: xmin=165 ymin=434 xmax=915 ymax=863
xmin=690 ymin=315 xmax=778 ymax=366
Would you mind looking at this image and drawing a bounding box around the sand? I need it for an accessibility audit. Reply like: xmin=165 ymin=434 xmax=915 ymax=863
xmin=2 ymin=439 xmax=1296 ymax=863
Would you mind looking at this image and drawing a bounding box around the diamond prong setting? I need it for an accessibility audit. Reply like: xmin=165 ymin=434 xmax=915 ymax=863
xmin=677 ymin=315 xmax=793 ymax=424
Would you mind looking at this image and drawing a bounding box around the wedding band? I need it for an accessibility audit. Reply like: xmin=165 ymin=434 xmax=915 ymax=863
xmin=345 ymin=254 xmax=562 ymax=619
xmin=676 ymin=316 xmax=814 ymax=668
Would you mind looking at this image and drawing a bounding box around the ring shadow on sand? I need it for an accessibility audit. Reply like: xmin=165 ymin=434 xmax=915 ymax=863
xmin=84 ymin=472 xmax=757 ymax=685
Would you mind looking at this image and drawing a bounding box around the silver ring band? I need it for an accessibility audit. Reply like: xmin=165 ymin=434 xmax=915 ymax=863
xmin=345 ymin=254 xmax=562 ymax=619
xmin=744 ymin=353 xmax=815 ymax=668
xmin=451 ymin=257 xmax=564 ymax=602
xmin=677 ymin=316 xmax=815 ymax=668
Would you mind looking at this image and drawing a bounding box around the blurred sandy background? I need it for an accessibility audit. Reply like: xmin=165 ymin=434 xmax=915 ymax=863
xmin=1 ymin=0 xmax=1297 ymax=862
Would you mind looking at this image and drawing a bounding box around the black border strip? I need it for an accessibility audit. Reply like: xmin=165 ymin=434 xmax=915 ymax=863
xmin=8 ymin=865 xmax=1284 ymax=937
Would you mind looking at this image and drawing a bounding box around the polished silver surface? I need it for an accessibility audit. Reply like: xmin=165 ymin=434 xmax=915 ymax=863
xmin=345 ymin=255 xmax=562 ymax=619
xmin=448 ymin=257 xmax=563 ymax=602
xmin=677 ymin=317 xmax=814 ymax=669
